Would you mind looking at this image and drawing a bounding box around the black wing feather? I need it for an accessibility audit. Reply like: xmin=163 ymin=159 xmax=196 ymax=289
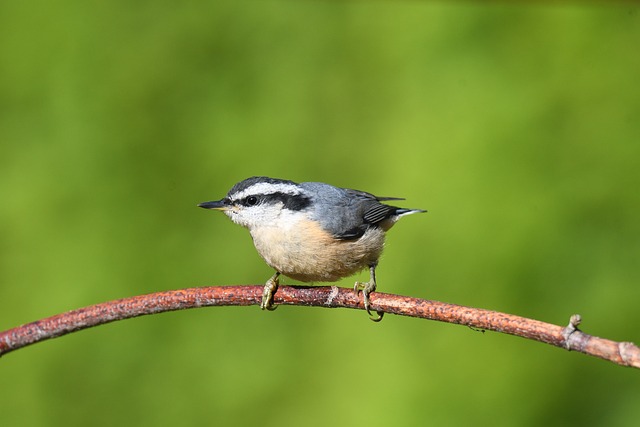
xmin=331 ymin=190 xmax=404 ymax=240
xmin=363 ymin=203 xmax=398 ymax=224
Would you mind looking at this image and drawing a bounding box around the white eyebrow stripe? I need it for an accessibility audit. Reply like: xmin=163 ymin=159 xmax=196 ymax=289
xmin=232 ymin=182 xmax=302 ymax=200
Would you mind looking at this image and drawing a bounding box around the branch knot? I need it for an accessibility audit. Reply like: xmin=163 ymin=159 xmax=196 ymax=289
xmin=561 ymin=314 xmax=583 ymax=351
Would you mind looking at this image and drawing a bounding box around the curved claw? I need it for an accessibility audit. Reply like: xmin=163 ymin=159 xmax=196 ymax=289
xmin=369 ymin=310 xmax=384 ymax=322
xmin=262 ymin=303 xmax=278 ymax=312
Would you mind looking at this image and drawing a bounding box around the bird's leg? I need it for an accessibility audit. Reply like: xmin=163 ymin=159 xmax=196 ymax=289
xmin=261 ymin=272 xmax=280 ymax=311
xmin=354 ymin=264 xmax=384 ymax=322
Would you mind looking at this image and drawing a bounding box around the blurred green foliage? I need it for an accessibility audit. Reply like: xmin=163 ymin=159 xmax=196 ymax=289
xmin=1 ymin=1 xmax=639 ymax=426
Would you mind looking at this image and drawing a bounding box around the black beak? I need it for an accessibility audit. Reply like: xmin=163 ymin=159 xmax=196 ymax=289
xmin=197 ymin=199 xmax=228 ymax=210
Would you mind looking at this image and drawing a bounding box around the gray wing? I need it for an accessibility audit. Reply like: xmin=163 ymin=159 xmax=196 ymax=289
xmin=339 ymin=189 xmax=405 ymax=239
xmin=302 ymin=182 xmax=405 ymax=240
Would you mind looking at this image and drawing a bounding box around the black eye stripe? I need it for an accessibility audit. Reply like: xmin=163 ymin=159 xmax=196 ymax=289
xmin=266 ymin=192 xmax=311 ymax=210
xmin=235 ymin=192 xmax=311 ymax=211
xmin=234 ymin=195 xmax=259 ymax=207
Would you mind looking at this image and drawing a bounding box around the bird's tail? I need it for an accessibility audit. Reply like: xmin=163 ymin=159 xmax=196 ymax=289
xmin=396 ymin=208 xmax=426 ymax=217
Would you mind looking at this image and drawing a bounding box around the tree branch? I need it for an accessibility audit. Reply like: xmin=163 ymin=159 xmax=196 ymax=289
xmin=0 ymin=285 xmax=638 ymax=368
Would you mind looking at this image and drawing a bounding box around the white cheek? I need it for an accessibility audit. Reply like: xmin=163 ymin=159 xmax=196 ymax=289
xmin=224 ymin=210 xmax=240 ymax=224
xmin=229 ymin=205 xmax=283 ymax=228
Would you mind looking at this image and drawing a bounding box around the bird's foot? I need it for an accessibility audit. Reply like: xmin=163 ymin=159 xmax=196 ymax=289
xmin=354 ymin=277 xmax=384 ymax=322
xmin=261 ymin=272 xmax=280 ymax=311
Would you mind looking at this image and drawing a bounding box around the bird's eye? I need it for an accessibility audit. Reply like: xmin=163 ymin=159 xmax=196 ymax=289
xmin=246 ymin=196 xmax=259 ymax=206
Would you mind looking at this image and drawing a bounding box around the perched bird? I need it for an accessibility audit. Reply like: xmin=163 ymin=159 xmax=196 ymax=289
xmin=198 ymin=176 xmax=424 ymax=321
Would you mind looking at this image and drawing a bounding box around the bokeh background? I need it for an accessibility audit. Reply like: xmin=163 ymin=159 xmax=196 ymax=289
xmin=1 ymin=1 xmax=639 ymax=426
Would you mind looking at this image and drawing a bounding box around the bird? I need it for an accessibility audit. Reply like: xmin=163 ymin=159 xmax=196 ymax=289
xmin=198 ymin=176 xmax=424 ymax=321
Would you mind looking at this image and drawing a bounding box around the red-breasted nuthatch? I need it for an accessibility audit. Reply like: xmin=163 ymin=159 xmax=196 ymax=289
xmin=198 ymin=176 xmax=424 ymax=321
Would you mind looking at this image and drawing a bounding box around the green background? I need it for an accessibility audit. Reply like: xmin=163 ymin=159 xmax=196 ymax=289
xmin=1 ymin=1 xmax=639 ymax=426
